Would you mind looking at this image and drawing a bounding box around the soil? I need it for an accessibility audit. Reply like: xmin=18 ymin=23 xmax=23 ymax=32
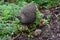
xmin=12 ymin=6 xmax=60 ymax=40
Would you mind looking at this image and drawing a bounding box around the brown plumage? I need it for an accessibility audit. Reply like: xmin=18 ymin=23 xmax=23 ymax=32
xmin=17 ymin=3 xmax=36 ymax=24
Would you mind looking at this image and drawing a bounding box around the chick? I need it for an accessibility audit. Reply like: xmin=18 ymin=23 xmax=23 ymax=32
xmin=17 ymin=3 xmax=36 ymax=25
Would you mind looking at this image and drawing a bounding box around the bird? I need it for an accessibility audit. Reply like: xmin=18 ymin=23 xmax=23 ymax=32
xmin=17 ymin=3 xmax=37 ymax=25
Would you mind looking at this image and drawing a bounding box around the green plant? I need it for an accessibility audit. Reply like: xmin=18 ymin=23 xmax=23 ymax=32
xmin=21 ymin=0 xmax=59 ymax=9
xmin=0 ymin=3 xmax=24 ymax=40
xmin=15 ymin=0 xmax=27 ymax=7
xmin=28 ymin=34 xmax=34 ymax=38
xmin=0 ymin=0 xmax=4 ymax=5
xmin=35 ymin=7 xmax=43 ymax=25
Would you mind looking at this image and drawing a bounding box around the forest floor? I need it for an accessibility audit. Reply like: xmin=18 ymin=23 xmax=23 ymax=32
xmin=11 ymin=6 xmax=60 ymax=40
